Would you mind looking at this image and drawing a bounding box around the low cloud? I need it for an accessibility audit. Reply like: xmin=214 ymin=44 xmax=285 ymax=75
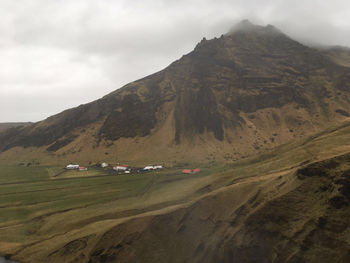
xmin=0 ymin=0 xmax=349 ymax=122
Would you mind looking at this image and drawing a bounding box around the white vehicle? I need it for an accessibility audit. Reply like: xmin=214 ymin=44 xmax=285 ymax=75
xmin=124 ymin=170 xmax=131 ymax=174
xmin=101 ymin=162 xmax=108 ymax=168
xmin=143 ymin=166 xmax=154 ymax=171
xmin=66 ymin=164 xmax=79 ymax=169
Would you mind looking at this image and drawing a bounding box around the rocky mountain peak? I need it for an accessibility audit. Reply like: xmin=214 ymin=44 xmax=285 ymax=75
xmin=227 ymin=20 xmax=284 ymax=37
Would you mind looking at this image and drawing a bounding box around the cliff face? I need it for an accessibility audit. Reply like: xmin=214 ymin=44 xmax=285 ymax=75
xmin=1 ymin=21 xmax=350 ymax=164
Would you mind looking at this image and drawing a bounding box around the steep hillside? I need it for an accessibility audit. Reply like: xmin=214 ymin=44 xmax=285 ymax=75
xmin=1 ymin=20 xmax=350 ymax=165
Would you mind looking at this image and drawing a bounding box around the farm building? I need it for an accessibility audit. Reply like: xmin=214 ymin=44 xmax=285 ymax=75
xmin=182 ymin=169 xmax=201 ymax=174
xmin=66 ymin=164 xmax=79 ymax=169
xmin=143 ymin=165 xmax=163 ymax=171
xmin=113 ymin=165 xmax=128 ymax=171
xmin=79 ymin=166 xmax=88 ymax=171
xmin=143 ymin=166 xmax=154 ymax=171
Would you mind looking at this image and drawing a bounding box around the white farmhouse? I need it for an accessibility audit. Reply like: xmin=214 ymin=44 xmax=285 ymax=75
xmin=66 ymin=164 xmax=79 ymax=169
xmin=113 ymin=165 xmax=128 ymax=171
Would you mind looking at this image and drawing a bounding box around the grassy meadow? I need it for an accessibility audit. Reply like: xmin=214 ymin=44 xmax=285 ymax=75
xmin=0 ymin=163 xmax=230 ymax=250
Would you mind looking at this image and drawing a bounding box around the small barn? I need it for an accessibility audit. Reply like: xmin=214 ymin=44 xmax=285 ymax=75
xmin=113 ymin=165 xmax=128 ymax=171
xmin=182 ymin=168 xmax=201 ymax=174
xmin=79 ymin=166 xmax=88 ymax=171
xmin=144 ymin=166 xmax=154 ymax=171
xmin=66 ymin=164 xmax=79 ymax=169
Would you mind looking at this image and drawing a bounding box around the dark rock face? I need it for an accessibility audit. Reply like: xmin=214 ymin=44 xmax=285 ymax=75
xmin=335 ymin=109 xmax=350 ymax=117
xmin=174 ymin=86 xmax=224 ymax=143
xmin=46 ymin=134 xmax=78 ymax=152
xmin=100 ymin=93 xmax=161 ymax=141
xmin=0 ymin=97 xmax=119 ymax=151
xmin=297 ymin=159 xmax=339 ymax=177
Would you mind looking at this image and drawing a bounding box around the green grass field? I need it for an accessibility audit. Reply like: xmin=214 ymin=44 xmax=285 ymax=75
xmin=0 ymin=163 xmax=228 ymax=247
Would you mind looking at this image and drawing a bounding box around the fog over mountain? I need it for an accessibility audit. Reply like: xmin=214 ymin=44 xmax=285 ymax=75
xmin=1 ymin=0 xmax=350 ymax=122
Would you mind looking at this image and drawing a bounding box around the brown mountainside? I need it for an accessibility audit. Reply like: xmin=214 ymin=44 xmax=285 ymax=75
xmin=1 ymin=20 xmax=350 ymax=165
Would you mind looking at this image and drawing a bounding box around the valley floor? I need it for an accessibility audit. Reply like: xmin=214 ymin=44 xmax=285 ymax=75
xmin=2 ymin=121 xmax=350 ymax=262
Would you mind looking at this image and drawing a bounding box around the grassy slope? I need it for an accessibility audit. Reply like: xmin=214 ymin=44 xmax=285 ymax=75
xmin=1 ymin=120 xmax=350 ymax=262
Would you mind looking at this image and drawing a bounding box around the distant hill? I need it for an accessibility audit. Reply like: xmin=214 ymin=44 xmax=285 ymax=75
xmin=0 ymin=122 xmax=32 ymax=132
xmin=320 ymin=45 xmax=350 ymax=67
xmin=1 ymin=20 xmax=350 ymax=165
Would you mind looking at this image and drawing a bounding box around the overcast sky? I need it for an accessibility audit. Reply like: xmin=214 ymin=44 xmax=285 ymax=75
xmin=1 ymin=0 xmax=350 ymax=122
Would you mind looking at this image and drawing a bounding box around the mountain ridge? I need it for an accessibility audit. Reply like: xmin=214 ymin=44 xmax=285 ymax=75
xmin=1 ymin=21 xmax=350 ymax=165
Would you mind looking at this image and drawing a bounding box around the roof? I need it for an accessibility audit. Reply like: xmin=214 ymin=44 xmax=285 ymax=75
xmin=182 ymin=169 xmax=192 ymax=174
xmin=114 ymin=165 xmax=127 ymax=169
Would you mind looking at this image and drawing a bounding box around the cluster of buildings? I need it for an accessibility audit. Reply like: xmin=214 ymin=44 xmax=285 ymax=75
xmin=65 ymin=163 xmax=164 ymax=174
xmin=65 ymin=163 xmax=201 ymax=176
xmin=113 ymin=164 xmax=163 ymax=173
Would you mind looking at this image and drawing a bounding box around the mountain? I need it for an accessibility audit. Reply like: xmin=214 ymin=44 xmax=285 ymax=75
xmin=1 ymin=20 xmax=350 ymax=165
